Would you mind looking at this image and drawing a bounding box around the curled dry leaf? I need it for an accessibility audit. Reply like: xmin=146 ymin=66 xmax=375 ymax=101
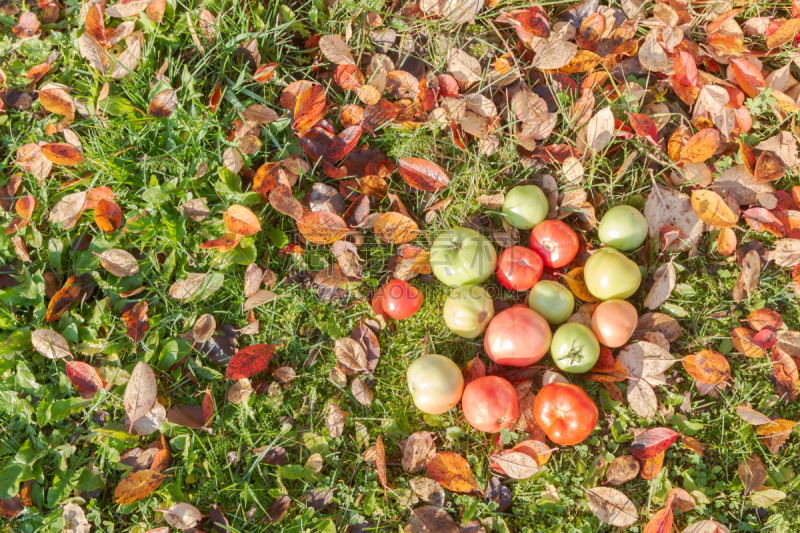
xmin=162 ymin=503 xmax=202 ymax=529
xmin=490 ymin=451 xmax=539 ymax=480
xmin=326 ymin=402 xmax=345 ymax=438
xmin=121 ymin=362 xmax=157 ymax=424
xmin=98 ymin=249 xmax=139 ymax=277
xmin=31 ymin=329 xmax=71 ymax=359
xmin=426 ymin=451 xmax=483 ymax=495
xmin=351 ymin=377 xmax=374 ymax=406
xmin=335 ymin=337 xmax=368 ymax=373
xmin=644 ymin=261 xmax=676 ymax=310
xmin=737 ymin=453 xmax=767 ymax=495
xmin=243 ymin=290 xmax=278 ymax=311
xmin=408 ymin=506 xmax=459 ymax=533
xmin=606 ymin=455 xmax=640 ymax=485
xmin=586 ymin=487 xmax=638 ymax=527
xmin=402 ymin=431 xmax=436 ymax=473
xmin=149 ymin=90 xmax=178 ymax=118
xmin=375 ymin=435 xmax=388 ymax=491
xmin=227 ymin=378 xmax=253 ymax=404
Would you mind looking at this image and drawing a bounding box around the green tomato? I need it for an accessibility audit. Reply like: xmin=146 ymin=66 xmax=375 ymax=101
xmin=502 ymin=185 xmax=549 ymax=230
xmin=550 ymin=323 xmax=600 ymax=373
xmin=584 ymin=247 xmax=641 ymax=300
xmin=443 ymin=286 xmax=495 ymax=338
xmin=528 ymin=280 xmax=574 ymax=325
xmin=597 ymin=205 xmax=649 ymax=251
xmin=431 ymin=228 xmax=498 ymax=287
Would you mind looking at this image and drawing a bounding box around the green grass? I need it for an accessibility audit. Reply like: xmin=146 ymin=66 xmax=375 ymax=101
xmin=1 ymin=0 xmax=800 ymax=532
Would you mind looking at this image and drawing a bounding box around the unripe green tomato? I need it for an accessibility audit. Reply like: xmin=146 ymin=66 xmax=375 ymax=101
xmin=528 ymin=280 xmax=574 ymax=325
xmin=597 ymin=205 xmax=649 ymax=251
xmin=407 ymin=354 xmax=464 ymax=415
xmin=584 ymin=247 xmax=642 ymax=300
xmin=550 ymin=323 xmax=600 ymax=373
xmin=430 ymin=228 xmax=498 ymax=287
xmin=502 ymin=185 xmax=549 ymax=230
xmin=443 ymin=286 xmax=495 ymax=338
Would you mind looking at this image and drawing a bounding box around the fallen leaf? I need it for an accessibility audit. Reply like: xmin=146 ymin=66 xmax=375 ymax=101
xmin=226 ymin=344 xmax=276 ymax=379
xmin=426 ymin=451 xmax=483 ymax=495
xmin=124 ymin=362 xmax=157 ymax=430
xmin=630 ymin=427 xmax=680 ymax=460
xmin=114 ymin=470 xmax=164 ymax=504
xmin=586 ymin=487 xmax=638 ymax=527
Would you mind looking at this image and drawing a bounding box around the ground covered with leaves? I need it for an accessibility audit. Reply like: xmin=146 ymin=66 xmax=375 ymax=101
xmin=2 ymin=0 xmax=800 ymax=532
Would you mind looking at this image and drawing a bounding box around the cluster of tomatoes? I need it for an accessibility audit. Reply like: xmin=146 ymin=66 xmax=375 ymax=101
xmin=377 ymin=183 xmax=651 ymax=446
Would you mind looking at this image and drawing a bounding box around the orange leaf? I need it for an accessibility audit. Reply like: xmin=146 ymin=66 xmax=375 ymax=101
xmin=570 ymin=89 xmax=594 ymax=126
xmin=747 ymin=308 xmax=783 ymax=331
xmin=643 ymin=505 xmax=673 ymax=533
xmin=293 ymin=85 xmax=327 ymax=133
xmin=85 ymin=4 xmax=108 ymax=48
xmin=200 ymin=232 xmax=242 ymax=252
xmin=224 ymin=205 xmax=261 ymax=236
xmin=706 ymin=8 xmax=742 ymax=33
xmin=730 ymin=327 xmax=766 ymax=358
xmin=201 ymin=388 xmax=214 ymax=426
xmin=426 ymin=451 xmax=484 ymax=495
xmin=561 ymin=267 xmax=599 ymax=302
xmin=297 ymin=211 xmax=349 ymax=245
xmin=586 ymin=346 xmax=627 ymax=382
xmin=755 ymin=419 xmax=798 ymax=436
xmin=667 ymin=125 xmax=690 ymax=162
xmin=226 ymin=343 xmax=276 ymax=379
xmin=560 ymin=50 xmax=602 ymax=74
xmin=680 ymin=129 xmax=720 ymax=163
xmin=15 ymin=195 xmax=36 ymax=220
xmin=717 ymin=227 xmax=736 ymax=256
xmin=771 ymin=348 xmax=799 ymax=401
xmin=373 ymin=212 xmax=419 ymax=244
xmin=375 ymin=435 xmax=388 ymax=493
xmin=209 ymin=83 xmax=222 ymax=112
xmin=707 ymin=33 xmax=746 ymax=54
xmin=333 ymin=64 xmax=364 ymax=91
xmin=730 ymin=58 xmax=765 ymax=98
xmin=41 ymin=143 xmax=83 ymax=166
xmin=682 ymin=350 xmax=732 ymax=385
xmin=640 ymin=450 xmax=664 ymax=480
xmin=66 ymin=360 xmax=103 ymax=393
xmin=397 ymin=158 xmax=450 ymax=191
xmin=46 ymin=274 xmax=92 ymax=322
xmin=253 ymin=62 xmax=278 ymax=83
xmin=122 ymin=300 xmax=150 ymax=345
xmin=754 ymin=151 xmax=785 ymax=183
xmin=691 ymin=189 xmax=738 ymax=228
xmin=766 ymin=18 xmax=800 ymax=49
xmin=114 ymin=470 xmax=165 ymax=504
xmin=38 ymin=87 xmax=75 ymax=116
xmin=95 ymin=198 xmax=122 ymax=232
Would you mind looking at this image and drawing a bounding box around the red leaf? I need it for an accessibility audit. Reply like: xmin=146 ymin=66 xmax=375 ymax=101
xmin=743 ymin=207 xmax=785 ymax=237
xmin=630 ymin=428 xmax=680 ymax=460
xmin=397 ymin=158 xmax=450 ymax=191
xmin=327 ymin=125 xmax=362 ymax=162
xmin=673 ymin=52 xmax=697 ymax=87
xmin=95 ymin=198 xmax=122 ymax=232
xmin=226 ymin=344 xmax=276 ymax=379
xmin=627 ymin=112 xmax=658 ymax=143
xmin=66 ymin=361 xmax=103 ymax=393
xmin=209 ymin=83 xmax=222 ymax=112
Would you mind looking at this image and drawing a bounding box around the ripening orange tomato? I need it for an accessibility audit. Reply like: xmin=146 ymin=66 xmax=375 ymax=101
xmin=590 ymin=299 xmax=638 ymax=348
xmin=461 ymin=376 xmax=519 ymax=433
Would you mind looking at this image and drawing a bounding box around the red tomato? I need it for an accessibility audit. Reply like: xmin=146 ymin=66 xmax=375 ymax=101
xmin=533 ymin=382 xmax=598 ymax=445
xmin=380 ymin=279 xmax=423 ymax=320
xmin=496 ymin=246 xmax=543 ymax=291
xmin=484 ymin=305 xmax=552 ymax=366
xmin=461 ymin=376 xmax=518 ymax=433
xmin=529 ymin=220 xmax=580 ymax=269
